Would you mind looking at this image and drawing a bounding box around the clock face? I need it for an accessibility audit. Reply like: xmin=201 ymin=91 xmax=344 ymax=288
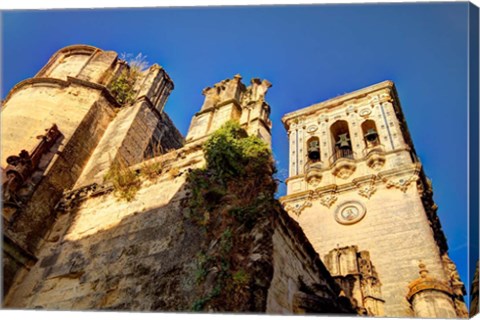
xmin=335 ymin=201 xmax=366 ymax=225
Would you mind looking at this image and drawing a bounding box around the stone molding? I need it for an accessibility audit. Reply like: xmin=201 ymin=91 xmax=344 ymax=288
xmin=282 ymin=80 xmax=395 ymax=130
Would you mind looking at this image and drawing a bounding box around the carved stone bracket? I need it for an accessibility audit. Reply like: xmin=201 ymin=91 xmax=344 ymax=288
xmin=55 ymin=183 xmax=113 ymax=213
xmin=283 ymin=185 xmax=338 ymax=215
xmin=384 ymin=175 xmax=418 ymax=193
xmin=441 ymin=254 xmax=466 ymax=297
xmin=319 ymin=192 xmax=338 ymax=208
xmin=2 ymin=124 xmax=61 ymax=208
xmin=305 ymin=162 xmax=323 ymax=187
xmin=285 ymin=200 xmax=312 ymax=217
xmin=331 ymin=158 xmax=356 ymax=180
xmin=309 ymin=186 xmax=338 ymax=208
xmin=353 ymin=176 xmax=377 ymax=199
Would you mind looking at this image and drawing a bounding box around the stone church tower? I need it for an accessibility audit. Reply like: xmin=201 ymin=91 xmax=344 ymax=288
xmin=280 ymin=81 xmax=468 ymax=318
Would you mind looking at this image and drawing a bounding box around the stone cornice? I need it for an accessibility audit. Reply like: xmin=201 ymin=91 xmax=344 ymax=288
xmin=194 ymin=98 xmax=242 ymax=117
xmin=56 ymin=144 xmax=204 ymax=211
xmin=282 ymin=80 xmax=395 ymax=130
xmin=284 ymin=149 xmax=415 ymax=185
xmin=3 ymin=76 xmax=121 ymax=109
xmin=406 ymin=276 xmax=453 ymax=301
xmin=3 ymin=78 xmax=69 ymax=104
xmin=280 ymin=163 xmax=421 ymax=204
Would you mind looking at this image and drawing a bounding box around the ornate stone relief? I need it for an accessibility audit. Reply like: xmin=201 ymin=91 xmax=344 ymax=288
xmin=334 ymin=201 xmax=367 ymax=225
xmin=365 ymin=147 xmax=386 ymax=170
xmin=56 ymin=183 xmax=113 ymax=213
xmin=307 ymin=176 xmax=322 ymax=187
xmin=306 ymin=124 xmax=318 ymax=133
xmin=384 ymin=175 xmax=419 ymax=193
xmin=354 ymin=176 xmax=377 ymax=199
xmin=359 ymin=108 xmax=371 ymax=118
xmin=332 ymin=159 xmax=356 ymax=179
xmin=285 ymin=200 xmax=312 ymax=217
xmin=324 ymin=246 xmax=384 ymax=316
xmin=305 ymin=162 xmax=323 ymax=187
xmin=358 ymin=185 xmax=376 ymax=199
xmin=313 ymin=190 xmax=337 ymax=208
xmin=441 ymin=254 xmax=465 ymax=297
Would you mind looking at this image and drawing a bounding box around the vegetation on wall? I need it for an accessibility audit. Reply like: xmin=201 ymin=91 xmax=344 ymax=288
xmin=185 ymin=121 xmax=277 ymax=311
xmin=104 ymin=161 xmax=141 ymax=202
xmin=108 ymin=53 xmax=148 ymax=106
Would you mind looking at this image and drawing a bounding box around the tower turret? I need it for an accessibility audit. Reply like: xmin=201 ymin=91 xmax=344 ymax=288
xmin=186 ymin=75 xmax=272 ymax=145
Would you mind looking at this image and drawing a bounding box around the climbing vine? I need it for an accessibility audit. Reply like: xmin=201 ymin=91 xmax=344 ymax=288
xmin=185 ymin=121 xmax=277 ymax=311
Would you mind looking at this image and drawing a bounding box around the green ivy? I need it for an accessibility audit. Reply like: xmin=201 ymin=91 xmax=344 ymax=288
xmin=186 ymin=121 xmax=277 ymax=311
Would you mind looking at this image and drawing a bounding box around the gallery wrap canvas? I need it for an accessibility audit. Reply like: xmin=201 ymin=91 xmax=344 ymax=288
xmin=1 ymin=1 xmax=479 ymax=319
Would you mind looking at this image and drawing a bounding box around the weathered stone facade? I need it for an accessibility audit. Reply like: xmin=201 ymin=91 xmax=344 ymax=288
xmin=186 ymin=74 xmax=273 ymax=146
xmin=2 ymin=45 xmax=352 ymax=315
xmin=280 ymin=81 xmax=468 ymax=317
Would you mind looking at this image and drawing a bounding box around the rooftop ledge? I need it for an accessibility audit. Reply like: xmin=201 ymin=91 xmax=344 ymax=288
xmin=281 ymin=80 xmax=395 ymax=128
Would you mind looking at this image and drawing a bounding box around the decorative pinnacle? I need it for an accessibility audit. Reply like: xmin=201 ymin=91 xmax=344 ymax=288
xmin=419 ymin=261 xmax=429 ymax=278
xmin=234 ymin=74 xmax=242 ymax=80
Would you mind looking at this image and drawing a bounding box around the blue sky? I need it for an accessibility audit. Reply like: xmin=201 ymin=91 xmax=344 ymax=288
xmin=1 ymin=3 xmax=473 ymax=298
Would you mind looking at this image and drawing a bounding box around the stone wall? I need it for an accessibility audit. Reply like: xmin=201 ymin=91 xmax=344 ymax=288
xmin=2 ymin=45 xmax=183 ymax=296
xmin=4 ymin=146 xmax=352 ymax=314
xmin=267 ymin=207 xmax=353 ymax=314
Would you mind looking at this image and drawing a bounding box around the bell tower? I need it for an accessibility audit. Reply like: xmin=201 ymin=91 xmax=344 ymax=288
xmin=280 ymin=81 xmax=467 ymax=317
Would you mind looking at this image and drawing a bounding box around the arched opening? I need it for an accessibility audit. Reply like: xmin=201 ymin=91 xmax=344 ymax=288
xmin=306 ymin=137 xmax=320 ymax=162
xmin=330 ymin=120 xmax=353 ymax=161
xmin=361 ymin=120 xmax=380 ymax=148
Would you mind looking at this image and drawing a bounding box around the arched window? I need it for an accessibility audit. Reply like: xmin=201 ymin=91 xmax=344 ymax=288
xmin=361 ymin=120 xmax=380 ymax=148
xmin=306 ymin=137 xmax=320 ymax=162
xmin=330 ymin=120 xmax=353 ymax=161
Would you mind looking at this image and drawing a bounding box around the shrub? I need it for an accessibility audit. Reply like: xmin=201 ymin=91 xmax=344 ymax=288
xmin=108 ymin=53 xmax=149 ymax=106
xmin=104 ymin=161 xmax=141 ymax=201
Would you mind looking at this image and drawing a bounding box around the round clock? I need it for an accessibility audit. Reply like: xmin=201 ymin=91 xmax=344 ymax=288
xmin=335 ymin=201 xmax=366 ymax=225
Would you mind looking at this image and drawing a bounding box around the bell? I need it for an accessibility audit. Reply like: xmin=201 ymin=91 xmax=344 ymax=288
xmin=364 ymin=128 xmax=378 ymax=142
xmin=335 ymin=133 xmax=351 ymax=149
xmin=308 ymin=140 xmax=320 ymax=161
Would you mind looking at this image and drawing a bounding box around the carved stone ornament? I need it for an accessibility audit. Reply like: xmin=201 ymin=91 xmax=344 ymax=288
xmin=441 ymin=254 xmax=466 ymax=297
xmin=354 ymin=176 xmax=377 ymax=199
xmin=332 ymin=159 xmax=356 ymax=179
xmin=307 ymin=176 xmax=321 ymax=187
xmin=334 ymin=201 xmax=366 ymax=225
xmin=358 ymin=185 xmax=376 ymax=199
xmin=305 ymin=162 xmax=323 ymax=186
xmin=318 ymin=192 xmax=337 ymax=208
xmin=385 ymin=175 xmax=419 ymax=193
xmin=365 ymin=146 xmax=386 ymax=170
xmin=285 ymin=200 xmax=312 ymax=217
xmin=306 ymin=125 xmax=318 ymax=133
xmin=359 ymin=108 xmax=371 ymax=117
